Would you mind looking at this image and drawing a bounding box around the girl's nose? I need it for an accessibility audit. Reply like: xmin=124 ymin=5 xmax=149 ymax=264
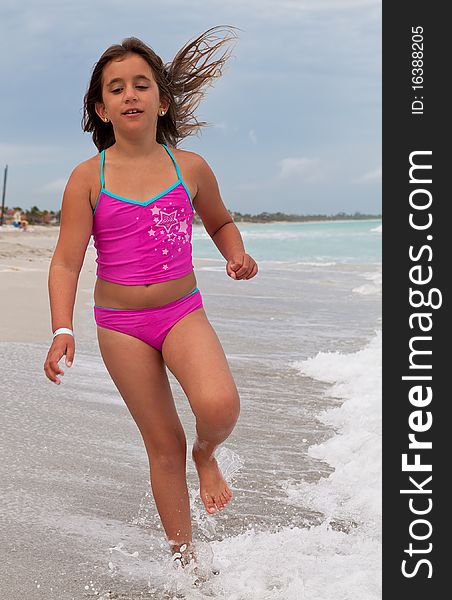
xmin=124 ymin=86 xmax=138 ymax=100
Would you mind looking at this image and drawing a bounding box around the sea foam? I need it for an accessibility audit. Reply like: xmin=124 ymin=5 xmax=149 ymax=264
xmin=284 ymin=331 xmax=382 ymax=596
xmin=352 ymin=269 xmax=382 ymax=296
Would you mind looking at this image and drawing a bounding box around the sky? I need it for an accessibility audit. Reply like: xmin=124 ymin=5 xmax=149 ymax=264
xmin=0 ymin=0 xmax=381 ymax=216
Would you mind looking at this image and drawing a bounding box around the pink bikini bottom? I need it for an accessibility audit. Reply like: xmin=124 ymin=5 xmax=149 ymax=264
xmin=93 ymin=287 xmax=203 ymax=352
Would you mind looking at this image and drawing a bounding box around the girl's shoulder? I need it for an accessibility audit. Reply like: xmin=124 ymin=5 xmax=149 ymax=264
xmin=169 ymin=146 xmax=211 ymax=176
xmin=170 ymin=145 xmax=198 ymax=162
xmin=66 ymin=153 xmax=103 ymax=210
xmin=70 ymin=152 xmax=101 ymax=181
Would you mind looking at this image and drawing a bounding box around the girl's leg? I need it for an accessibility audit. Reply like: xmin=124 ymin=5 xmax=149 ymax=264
xmin=161 ymin=307 xmax=240 ymax=515
xmin=96 ymin=325 xmax=193 ymax=554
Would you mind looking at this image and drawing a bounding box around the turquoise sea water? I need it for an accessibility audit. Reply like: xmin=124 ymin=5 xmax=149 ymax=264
xmin=193 ymin=219 xmax=382 ymax=265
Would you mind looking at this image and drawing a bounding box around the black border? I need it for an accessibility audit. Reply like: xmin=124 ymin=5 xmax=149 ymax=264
xmin=383 ymin=1 xmax=448 ymax=595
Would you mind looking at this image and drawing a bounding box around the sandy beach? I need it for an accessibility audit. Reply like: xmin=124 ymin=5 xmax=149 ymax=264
xmin=0 ymin=226 xmax=97 ymax=342
xmin=0 ymin=221 xmax=381 ymax=599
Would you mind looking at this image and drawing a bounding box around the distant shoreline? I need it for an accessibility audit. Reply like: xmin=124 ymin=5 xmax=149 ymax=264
xmin=199 ymin=213 xmax=382 ymax=225
xmin=238 ymin=217 xmax=382 ymax=225
xmin=1 ymin=214 xmax=382 ymax=228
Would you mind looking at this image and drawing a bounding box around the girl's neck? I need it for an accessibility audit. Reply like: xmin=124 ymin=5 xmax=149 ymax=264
xmin=108 ymin=134 xmax=162 ymax=160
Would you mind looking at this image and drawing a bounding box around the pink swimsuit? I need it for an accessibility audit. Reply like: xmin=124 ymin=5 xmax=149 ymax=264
xmin=92 ymin=144 xmax=203 ymax=352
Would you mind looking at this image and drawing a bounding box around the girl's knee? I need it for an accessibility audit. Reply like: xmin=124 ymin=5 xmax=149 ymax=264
xmin=197 ymin=390 xmax=240 ymax=431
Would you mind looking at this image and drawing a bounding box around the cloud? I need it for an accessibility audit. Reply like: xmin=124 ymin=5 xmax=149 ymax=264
xmin=38 ymin=178 xmax=68 ymax=194
xmin=352 ymin=167 xmax=381 ymax=183
xmin=221 ymin=0 xmax=380 ymax=15
xmin=221 ymin=0 xmax=381 ymax=23
xmin=0 ymin=143 xmax=63 ymax=166
xmin=248 ymin=129 xmax=257 ymax=144
xmin=278 ymin=0 xmax=380 ymax=10
xmin=238 ymin=155 xmax=324 ymax=193
xmin=0 ymin=0 xmax=381 ymax=215
xmin=277 ymin=157 xmax=323 ymax=182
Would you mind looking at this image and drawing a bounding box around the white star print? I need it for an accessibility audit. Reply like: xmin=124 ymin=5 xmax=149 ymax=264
xmin=148 ymin=228 xmax=156 ymax=236
xmin=162 ymin=264 xmax=168 ymax=270
xmin=168 ymin=232 xmax=177 ymax=243
xmin=179 ymin=219 xmax=188 ymax=234
xmin=156 ymin=210 xmax=178 ymax=233
xmin=162 ymin=248 xmax=169 ymax=255
xmin=150 ymin=205 xmax=161 ymax=215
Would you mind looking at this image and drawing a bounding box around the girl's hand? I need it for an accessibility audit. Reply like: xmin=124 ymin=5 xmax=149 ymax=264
xmin=44 ymin=334 xmax=75 ymax=385
xmin=226 ymin=253 xmax=258 ymax=280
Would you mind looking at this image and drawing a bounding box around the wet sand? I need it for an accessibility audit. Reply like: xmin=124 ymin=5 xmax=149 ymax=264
xmin=0 ymin=224 xmax=381 ymax=599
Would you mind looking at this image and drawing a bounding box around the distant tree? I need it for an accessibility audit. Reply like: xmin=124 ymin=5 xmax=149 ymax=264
xmin=25 ymin=206 xmax=43 ymax=224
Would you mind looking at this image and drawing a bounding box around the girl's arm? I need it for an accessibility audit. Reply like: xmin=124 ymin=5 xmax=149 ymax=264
xmin=192 ymin=155 xmax=258 ymax=280
xmin=45 ymin=162 xmax=93 ymax=383
xmin=49 ymin=162 xmax=93 ymax=330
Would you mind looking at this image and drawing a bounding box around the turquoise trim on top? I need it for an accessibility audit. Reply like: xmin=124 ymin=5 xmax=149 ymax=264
xmin=101 ymin=180 xmax=183 ymax=206
xmin=100 ymin=150 xmax=105 ymax=188
xmin=161 ymin=144 xmax=182 ymax=180
xmin=162 ymin=144 xmax=194 ymax=211
xmin=180 ymin=179 xmax=194 ymax=211
xmin=95 ymin=144 xmax=194 ymax=213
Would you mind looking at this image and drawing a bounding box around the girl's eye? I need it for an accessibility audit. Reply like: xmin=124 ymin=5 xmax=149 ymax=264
xmin=111 ymin=86 xmax=148 ymax=93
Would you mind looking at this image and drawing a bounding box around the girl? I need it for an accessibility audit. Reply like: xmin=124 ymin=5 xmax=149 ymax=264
xmin=43 ymin=26 xmax=258 ymax=567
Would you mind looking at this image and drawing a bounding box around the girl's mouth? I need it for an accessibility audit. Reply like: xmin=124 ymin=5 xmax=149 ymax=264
xmin=122 ymin=109 xmax=144 ymax=118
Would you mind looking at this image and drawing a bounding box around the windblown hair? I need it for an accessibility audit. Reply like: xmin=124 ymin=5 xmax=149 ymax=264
xmin=82 ymin=25 xmax=239 ymax=151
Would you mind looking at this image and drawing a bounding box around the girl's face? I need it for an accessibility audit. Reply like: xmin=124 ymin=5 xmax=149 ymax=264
xmin=95 ymin=53 xmax=167 ymax=134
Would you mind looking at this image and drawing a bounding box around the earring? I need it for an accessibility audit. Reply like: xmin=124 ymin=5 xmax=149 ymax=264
xmin=159 ymin=109 xmax=166 ymax=116
xmin=104 ymin=117 xmax=109 ymax=123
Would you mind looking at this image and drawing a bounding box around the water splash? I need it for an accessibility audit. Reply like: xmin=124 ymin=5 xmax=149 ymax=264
xmin=189 ymin=446 xmax=244 ymax=539
xmin=215 ymin=446 xmax=244 ymax=485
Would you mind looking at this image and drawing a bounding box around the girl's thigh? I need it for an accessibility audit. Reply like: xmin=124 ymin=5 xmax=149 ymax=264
xmin=96 ymin=326 xmax=186 ymax=452
xmin=161 ymin=308 xmax=240 ymax=419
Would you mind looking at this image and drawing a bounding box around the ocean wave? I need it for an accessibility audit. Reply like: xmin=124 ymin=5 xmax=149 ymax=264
xmin=352 ymin=270 xmax=382 ymax=295
xmin=370 ymin=224 xmax=382 ymax=233
xmin=196 ymin=259 xmax=338 ymax=270
xmin=255 ymin=259 xmax=338 ymax=269
xmin=89 ymin=520 xmax=381 ymax=599
xmin=234 ymin=230 xmax=380 ymax=241
xmin=295 ymin=261 xmax=337 ymax=267
xmin=196 ymin=266 xmax=225 ymax=272
xmin=288 ymin=331 xmax=381 ymax=532
xmin=284 ymin=331 xmax=382 ymax=595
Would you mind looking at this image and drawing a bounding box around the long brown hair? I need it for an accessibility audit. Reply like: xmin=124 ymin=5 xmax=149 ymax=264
xmin=82 ymin=25 xmax=239 ymax=151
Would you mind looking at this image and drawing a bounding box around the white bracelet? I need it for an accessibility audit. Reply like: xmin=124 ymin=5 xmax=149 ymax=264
xmin=52 ymin=327 xmax=75 ymax=339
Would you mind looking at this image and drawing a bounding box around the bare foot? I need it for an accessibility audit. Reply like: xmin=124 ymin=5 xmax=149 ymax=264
xmin=171 ymin=541 xmax=195 ymax=567
xmin=170 ymin=541 xmax=220 ymax=583
xmin=192 ymin=443 xmax=233 ymax=514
